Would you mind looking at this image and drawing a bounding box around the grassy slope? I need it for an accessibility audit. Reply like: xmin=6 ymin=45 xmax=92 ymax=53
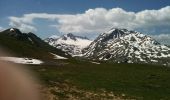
xmin=0 ymin=34 xmax=69 ymax=59
xmin=28 ymin=60 xmax=170 ymax=100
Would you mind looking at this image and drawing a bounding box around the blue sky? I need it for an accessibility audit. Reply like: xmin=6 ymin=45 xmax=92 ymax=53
xmin=0 ymin=0 xmax=170 ymax=44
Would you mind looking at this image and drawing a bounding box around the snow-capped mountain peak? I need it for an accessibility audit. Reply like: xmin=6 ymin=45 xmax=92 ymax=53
xmin=10 ymin=28 xmax=15 ymax=32
xmin=83 ymin=28 xmax=170 ymax=66
xmin=45 ymin=33 xmax=92 ymax=56
xmin=101 ymin=28 xmax=140 ymax=39
xmin=63 ymin=33 xmax=77 ymax=41
xmin=49 ymin=35 xmax=59 ymax=39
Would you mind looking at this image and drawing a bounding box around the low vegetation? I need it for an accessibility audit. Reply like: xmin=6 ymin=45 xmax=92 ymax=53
xmin=26 ymin=59 xmax=170 ymax=100
xmin=0 ymin=33 xmax=68 ymax=59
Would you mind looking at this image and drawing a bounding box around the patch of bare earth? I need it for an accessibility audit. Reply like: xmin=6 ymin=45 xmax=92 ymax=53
xmin=39 ymin=81 xmax=135 ymax=100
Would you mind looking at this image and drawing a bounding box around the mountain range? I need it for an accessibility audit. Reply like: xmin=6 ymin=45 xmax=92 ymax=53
xmin=0 ymin=28 xmax=170 ymax=66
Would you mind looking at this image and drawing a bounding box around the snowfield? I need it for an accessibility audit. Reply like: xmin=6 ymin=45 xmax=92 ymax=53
xmin=90 ymin=61 xmax=100 ymax=64
xmin=50 ymin=53 xmax=68 ymax=59
xmin=45 ymin=33 xmax=92 ymax=56
xmin=56 ymin=36 xmax=92 ymax=49
xmin=0 ymin=57 xmax=43 ymax=64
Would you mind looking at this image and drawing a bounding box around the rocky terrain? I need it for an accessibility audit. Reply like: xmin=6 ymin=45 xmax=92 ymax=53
xmin=83 ymin=28 xmax=170 ymax=66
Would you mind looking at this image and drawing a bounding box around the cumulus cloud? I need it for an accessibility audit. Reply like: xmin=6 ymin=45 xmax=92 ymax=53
xmin=9 ymin=17 xmax=37 ymax=33
xmin=151 ymin=34 xmax=170 ymax=45
xmin=8 ymin=6 xmax=170 ymax=34
xmin=0 ymin=27 xmax=4 ymax=31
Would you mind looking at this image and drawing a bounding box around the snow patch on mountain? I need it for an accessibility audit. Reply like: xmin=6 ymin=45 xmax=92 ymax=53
xmin=50 ymin=53 xmax=68 ymax=59
xmin=0 ymin=57 xmax=43 ymax=64
xmin=10 ymin=28 xmax=15 ymax=32
xmin=49 ymin=35 xmax=59 ymax=39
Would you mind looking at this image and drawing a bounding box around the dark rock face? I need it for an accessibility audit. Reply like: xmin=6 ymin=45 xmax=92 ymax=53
xmin=66 ymin=33 xmax=77 ymax=41
xmin=0 ymin=28 xmax=69 ymax=59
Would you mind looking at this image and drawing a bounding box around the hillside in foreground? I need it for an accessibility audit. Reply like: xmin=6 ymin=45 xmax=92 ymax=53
xmin=27 ymin=60 xmax=170 ymax=100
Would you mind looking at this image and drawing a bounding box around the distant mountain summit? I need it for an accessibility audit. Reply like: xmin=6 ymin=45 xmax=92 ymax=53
xmin=83 ymin=28 xmax=170 ymax=66
xmin=1 ymin=28 xmax=49 ymax=47
xmin=0 ymin=28 xmax=68 ymax=59
xmin=45 ymin=33 xmax=92 ymax=56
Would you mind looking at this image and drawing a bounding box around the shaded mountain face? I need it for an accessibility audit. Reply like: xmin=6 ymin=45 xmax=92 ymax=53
xmin=83 ymin=28 xmax=170 ymax=66
xmin=1 ymin=28 xmax=45 ymax=46
xmin=45 ymin=33 xmax=92 ymax=56
xmin=0 ymin=28 xmax=68 ymax=59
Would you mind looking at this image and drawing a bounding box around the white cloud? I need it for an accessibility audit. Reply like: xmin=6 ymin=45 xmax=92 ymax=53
xmin=0 ymin=26 xmax=4 ymax=31
xmin=0 ymin=27 xmax=3 ymax=30
xmin=9 ymin=16 xmax=37 ymax=33
xmin=151 ymin=34 xmax=170 ymax=45
xmin=8 ymin=6 xmax=170 ymax=34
